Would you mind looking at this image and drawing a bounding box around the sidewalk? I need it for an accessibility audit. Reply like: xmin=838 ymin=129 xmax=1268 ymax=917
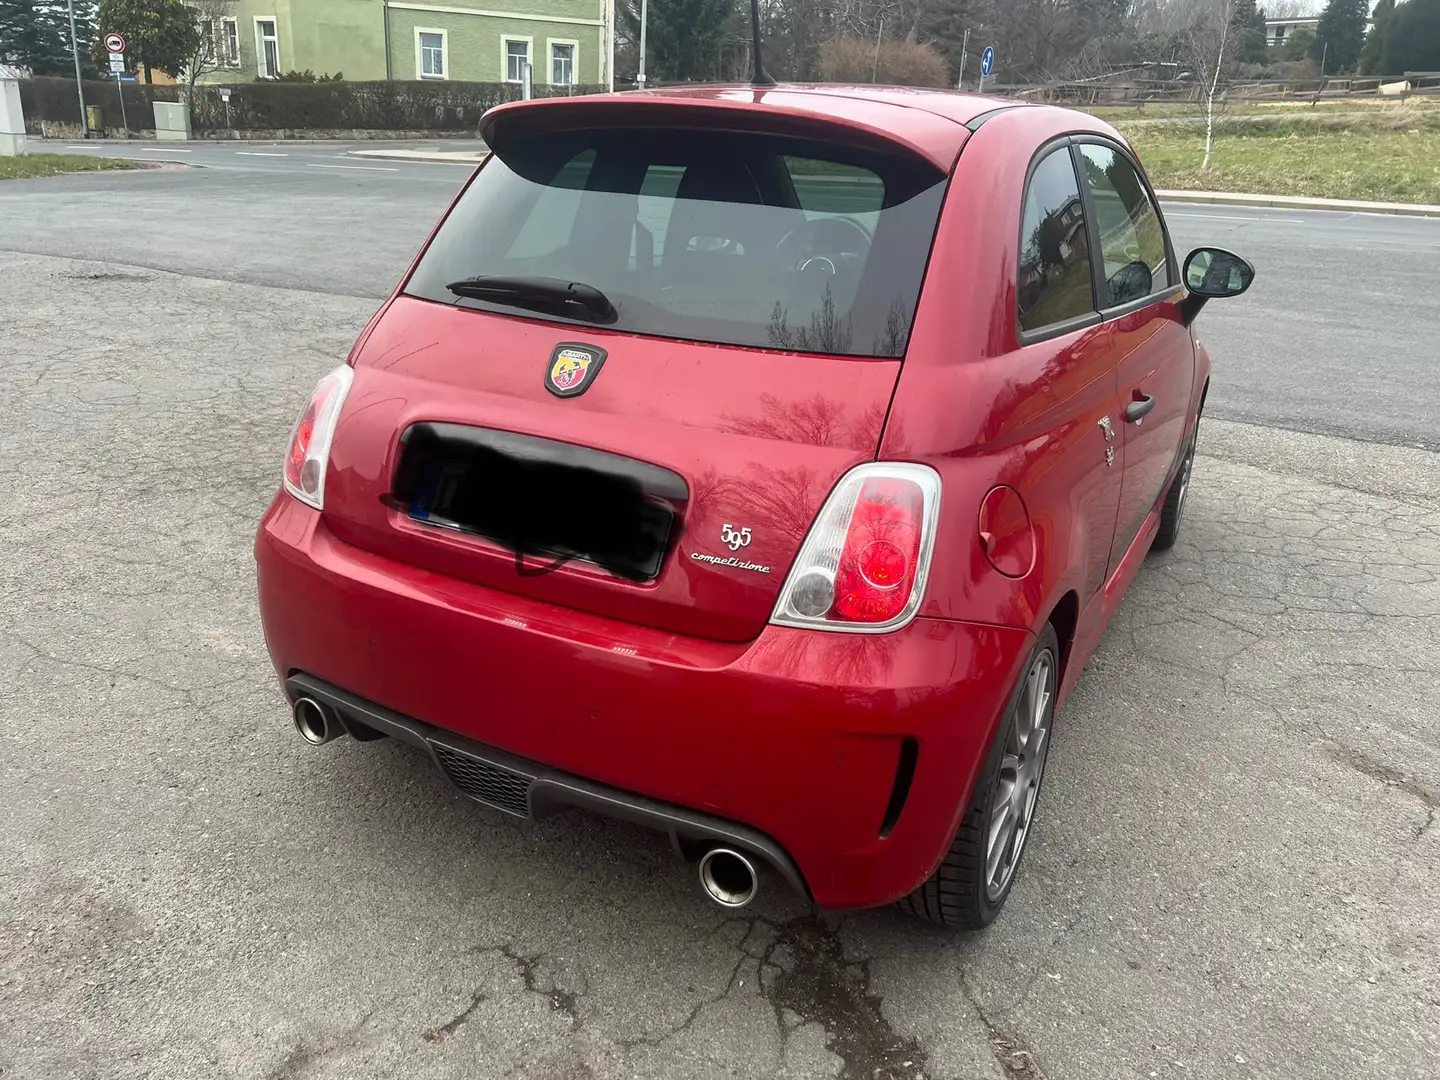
xmin=348 ymin=148 xmax=487 ymax=165
xmin=1155 ymin=189 xmax=1440 ymax=218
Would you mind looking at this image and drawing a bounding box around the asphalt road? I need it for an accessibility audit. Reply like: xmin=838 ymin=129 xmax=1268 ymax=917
xmin=9 ymin=140 xmax=1440 ymax=452
xmin=1 ymin=149 xmax=1437 ymax=1080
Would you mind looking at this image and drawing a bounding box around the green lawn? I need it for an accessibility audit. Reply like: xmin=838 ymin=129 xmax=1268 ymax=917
xmin=0 ymin=153 xmax=144 ymax=180
xmin=1118 ymin=112 xmax=1440 ymax=204
xmin=1085 ymin=98 xmax=1439 ymax=122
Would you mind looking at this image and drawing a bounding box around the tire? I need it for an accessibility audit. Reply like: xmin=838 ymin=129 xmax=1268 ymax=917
xmin=897 ymin=624 xmax=1060 ymax=931
xmin=1151 ymin=418 xmax=1198 ymax=552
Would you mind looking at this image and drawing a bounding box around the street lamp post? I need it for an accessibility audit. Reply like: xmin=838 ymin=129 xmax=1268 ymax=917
xmin=637 ymin=0 xmax=647 ymax=89
xmin=67 ymin=0 xmax=88 ymax=137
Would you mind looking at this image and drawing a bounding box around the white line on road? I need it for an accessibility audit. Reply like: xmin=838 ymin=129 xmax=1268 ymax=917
xmin=235 ymin=151 xmax=289 ymax=157
xmin=305 ymin=163 xmax=400 ymax=172
xmin=140 ymin=147 xmax=193 ymax=153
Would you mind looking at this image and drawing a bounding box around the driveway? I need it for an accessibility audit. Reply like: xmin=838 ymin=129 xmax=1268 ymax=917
xmin=0 ymin=163 xmax=1436 ymax=1080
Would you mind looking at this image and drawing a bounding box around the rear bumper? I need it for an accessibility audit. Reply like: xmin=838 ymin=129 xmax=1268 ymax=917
xmin=256 ymin=494 xmax=1034 ymax=909
xmin=287 ymin=671 xmax=812 ymax=898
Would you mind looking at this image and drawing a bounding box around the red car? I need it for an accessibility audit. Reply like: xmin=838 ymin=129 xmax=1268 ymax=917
xmin=255 ymin=84 xmax=1253 ymax=930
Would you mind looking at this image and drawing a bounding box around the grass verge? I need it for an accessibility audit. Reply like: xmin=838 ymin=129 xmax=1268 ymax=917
xmin=0 ymin=153 xmax=145 ymax=180
xmin=1086 ymin=97 xmax=1439 ymax=122
xmin=1117 ymin=112 xmax=1440 ymax=204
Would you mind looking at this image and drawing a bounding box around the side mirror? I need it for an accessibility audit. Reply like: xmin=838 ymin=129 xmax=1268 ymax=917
xmin=1179 ymin=247 xmax=1254 ymax=326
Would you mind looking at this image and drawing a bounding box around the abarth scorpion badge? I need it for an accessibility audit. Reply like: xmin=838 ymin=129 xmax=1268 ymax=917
xmin=545 ymin=343 xmax=608 ymax=398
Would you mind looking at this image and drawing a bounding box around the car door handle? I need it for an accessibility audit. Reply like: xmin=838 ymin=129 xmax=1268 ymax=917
xmin=1125 ymin=395 xmax=1155 ymax=423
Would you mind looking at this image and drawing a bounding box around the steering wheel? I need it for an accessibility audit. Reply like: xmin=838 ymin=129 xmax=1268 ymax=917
xmin=775 ymin=216 xmax=873 ymax=276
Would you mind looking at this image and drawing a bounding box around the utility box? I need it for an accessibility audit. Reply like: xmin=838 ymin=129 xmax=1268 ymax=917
xmin=0 ymin=77 xmax=26 ymax=156
xmin=86 ymin=105 xmax=104 ymax=135
xmin=153 ymin=101 xmax=192 ymax=141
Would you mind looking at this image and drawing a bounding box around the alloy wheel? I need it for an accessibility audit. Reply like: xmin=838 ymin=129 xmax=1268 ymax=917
xmin=984 ymin=648 xmax=1056 ymax=902
xmin=1175 ymin=433 xmax=1196 ymax=519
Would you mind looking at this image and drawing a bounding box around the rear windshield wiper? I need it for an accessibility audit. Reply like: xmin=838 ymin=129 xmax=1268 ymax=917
xmin=445 ymin=276 xmax=617 ymax=324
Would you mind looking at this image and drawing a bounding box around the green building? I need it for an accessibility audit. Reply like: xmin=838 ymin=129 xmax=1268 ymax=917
xmin=195 ymin=0 xmax=613 ymax=86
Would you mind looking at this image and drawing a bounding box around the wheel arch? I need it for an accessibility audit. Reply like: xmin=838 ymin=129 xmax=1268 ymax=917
xmin=1044 ymin=589 xmax=1080 ymax=686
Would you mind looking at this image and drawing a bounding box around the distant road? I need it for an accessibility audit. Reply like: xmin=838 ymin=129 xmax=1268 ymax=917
xmin=5 ymin=143 xmax=1437 ymax=450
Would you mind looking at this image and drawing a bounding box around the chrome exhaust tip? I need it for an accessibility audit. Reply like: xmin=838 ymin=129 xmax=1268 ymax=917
xmin=292 ymin=696 xmax=338 ymax=745
xmin=698 ymin=847 xmax=759 ymax=909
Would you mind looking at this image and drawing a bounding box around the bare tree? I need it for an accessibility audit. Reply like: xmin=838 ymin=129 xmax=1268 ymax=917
xmin=1184 ymin=0 xmax=1238 ymax=169
xmin=180 ymin=0 xmax=239 ymax=100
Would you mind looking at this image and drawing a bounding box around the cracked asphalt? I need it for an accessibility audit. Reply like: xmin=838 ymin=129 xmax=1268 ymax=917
xmin=1 ymin=164 xmax=1437 ymax=1080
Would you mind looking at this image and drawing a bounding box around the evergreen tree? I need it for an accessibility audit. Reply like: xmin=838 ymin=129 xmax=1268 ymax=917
xmin=1359 ymin=0 xmax=1395 ymax=75
xmin=0 ymin=0 xmax=95 ymax=75
xmin=1379 ymin=0 xmax=1440 ymax=74
xmin=1283 ymin=25 xmax=1315 ymax=62
xmin=616 ymin=0 xmax=736 ymax=82
xmin=1310 ymin=0 xmax=1368 ymax=73
xmin=1234 ymin=0 xmax=1270 ymax=64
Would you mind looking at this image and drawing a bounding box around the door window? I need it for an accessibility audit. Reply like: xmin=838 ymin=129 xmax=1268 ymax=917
xmin=1017 ymin=148 xmax=1096 ymax=334
xmin=1077 ymin=144 xmax=1172 ymax=307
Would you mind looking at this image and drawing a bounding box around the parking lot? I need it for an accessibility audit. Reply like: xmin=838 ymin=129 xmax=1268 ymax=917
xmin=1 ymin=151 xmax=1437 ymax=1080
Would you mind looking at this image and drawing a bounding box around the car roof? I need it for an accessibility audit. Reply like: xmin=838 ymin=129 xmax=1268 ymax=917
xmin=481 ymin=84 xmax=1123 ymax=172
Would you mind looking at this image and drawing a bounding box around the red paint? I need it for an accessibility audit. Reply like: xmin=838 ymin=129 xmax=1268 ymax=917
xmin=977 ymin=486 xmax=1035 ymax=579
xmin=255 ymin=86 xmax=1224 ymax=909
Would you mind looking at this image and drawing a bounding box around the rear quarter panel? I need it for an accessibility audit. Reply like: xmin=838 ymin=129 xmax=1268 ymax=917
xmin=882 ymin=106 xmax=1126 ymax=675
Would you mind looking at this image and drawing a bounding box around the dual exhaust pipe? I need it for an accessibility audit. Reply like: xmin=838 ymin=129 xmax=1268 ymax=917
xmin=697 ymin=846 xmax=759 ymax=909
xmin=292 ymin=695 xmax=762 ymax=909
xmin=292 ymin=696 xmax=343 ymax=746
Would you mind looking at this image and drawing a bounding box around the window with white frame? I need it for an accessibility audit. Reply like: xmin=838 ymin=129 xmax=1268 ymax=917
xmin=417 ymin=28 xmax=446 ymax=79
xmin=550 ymin=42 xmax=575 ymax=86
xmin=255 ymin=18 xmax=279 ymax=78
xmin=220 ymin=18 xmax=239 ymax=67
xmin=200 ymin=17 xmax=240 ymax=68
xmin=504 ymin=39 xmax=531 ymax=83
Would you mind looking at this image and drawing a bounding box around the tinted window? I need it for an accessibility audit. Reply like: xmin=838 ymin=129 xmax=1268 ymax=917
xmin=1018 ymin=149 xmax=1095 ymax=334
xmin=1078 ymin=144 xmax=1172 ymax=306
xmin=404 ymin=129 xmax=949 ymax=358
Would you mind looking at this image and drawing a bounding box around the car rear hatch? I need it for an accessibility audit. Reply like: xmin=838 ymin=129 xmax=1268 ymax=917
xmin=321 ymin=96 xmax=959 ymax=643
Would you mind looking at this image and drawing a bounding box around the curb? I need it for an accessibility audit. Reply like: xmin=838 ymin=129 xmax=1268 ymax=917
xmin=1155 ymin=189 xmax=1440 ymax=218
xmin=347 ymin=149 xmax=486 ymax=165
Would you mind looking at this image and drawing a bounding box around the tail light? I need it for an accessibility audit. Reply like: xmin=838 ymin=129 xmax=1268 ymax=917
xmin=282 ymin=364 xmax=354 ymax=510
xmin=771 ymin=463 xmax=941 ymax=634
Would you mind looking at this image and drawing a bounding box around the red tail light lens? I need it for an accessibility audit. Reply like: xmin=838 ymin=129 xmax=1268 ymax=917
xmin=282 ymin=365 xmax=353 ymax=510
xmin=772 ymin=464 xmax=941 ymax=633
xmin=833 ymin=479 xmax=925 ymax=622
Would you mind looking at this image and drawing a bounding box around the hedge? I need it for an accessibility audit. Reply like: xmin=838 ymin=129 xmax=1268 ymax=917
xmin=15 ymin=78 xmax=608 ymax=134
xmin=191 ymin=80 xmax=609 ymax=131
xmin=20 ymin=77 xmax=181 ymax=133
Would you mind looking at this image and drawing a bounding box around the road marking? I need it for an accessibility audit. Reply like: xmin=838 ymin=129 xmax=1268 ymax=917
xmin=1165 ymin=212 xmax=1303 ymax=224
xmin=305 ymin=163 xmax=400 ymax=172
xmin=140 ymin=147 xmax=192 ymax=153
xmin=236 ymin=151 xmax=289 ymax=157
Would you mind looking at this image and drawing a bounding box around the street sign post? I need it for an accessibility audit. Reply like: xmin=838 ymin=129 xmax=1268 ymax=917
xmin=105 ymin=34 xmax=128 ymax=135
xmin=978 ymin=45 xmax=995 ymax=93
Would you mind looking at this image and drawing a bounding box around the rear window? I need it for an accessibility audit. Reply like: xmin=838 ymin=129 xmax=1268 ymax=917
xmin=403 ymin=128 xmax=949 ymax=358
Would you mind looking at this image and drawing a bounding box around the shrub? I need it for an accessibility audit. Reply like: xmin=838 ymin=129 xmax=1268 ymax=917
xmin=817 ymin=36 xmax=949 ymax=88
xmin=187 ymin=79 xmax=606 ymax=131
